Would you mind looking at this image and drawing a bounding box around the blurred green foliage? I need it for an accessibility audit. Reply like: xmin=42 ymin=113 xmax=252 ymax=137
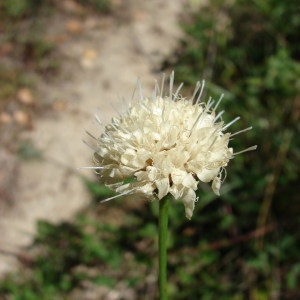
xmin=0 ymin=218 xmax=123 ymax=299
xmin=164 ymin=0 xmax=300 ymax=298
xmin=76 ymin=0 xmax=111 ymax=13
xmin=1 ymin=0 xmax=43 ymax=18
xmin=0 ymin=0 xmax=299 ymax=299
xmin=0 ymin=0 xmax=110 ymax=18
xmin=0 ymin=66 xmax=33 ymax=101
xmin=0 ymin=0 xmax=57 ymax=106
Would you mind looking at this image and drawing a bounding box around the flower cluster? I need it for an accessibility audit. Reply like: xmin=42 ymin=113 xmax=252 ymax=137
xmin=85 ymin=72 xmax=256 ymax=219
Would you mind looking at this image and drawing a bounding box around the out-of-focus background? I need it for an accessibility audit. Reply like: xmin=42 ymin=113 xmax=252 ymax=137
xmin=0 ymin=0 xmax=299 ymax=299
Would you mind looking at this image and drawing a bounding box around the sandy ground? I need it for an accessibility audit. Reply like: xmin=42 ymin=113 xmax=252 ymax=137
xmin=0 ymin=0 xmax=185 ymax=275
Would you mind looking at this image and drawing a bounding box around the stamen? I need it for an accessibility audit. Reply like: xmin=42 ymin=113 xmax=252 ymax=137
xmin=92 ymin=120 xmax=102 ymax=130
xmin=137 ymin=78 xmax=143 ymax=101
xmin=85 ymin=130 xmax=97 ymax=141
xmin=110 ymin=122 xmax=119 ymax=132
xmin=191 ymin=81 xmax=201 ymax=103
xmin=210 ymin=124 xmax=222 ymax=137
xmin=190 ymin=98 xmax=215 ymax=132
xmin=94 ymin=113 xmax=103 ymax=126
xmin=140 ymin=102 xmax=152 ymax=113
xmin=233 ymin=145 xmax=257 ymax=155
xmin=131 ymin=78 xmax=139 ymax=101
xmin=153 ymin=79 xmax=159 ymax=100
xmin=190 ymin=111 xmax=204 ymax=133
xmin=161 ymin=103 xmax=165 ymax=122
xmin=169 ymin=70 xmax=174 ymax=100
xmin=205 ymin=97 xmax=215 ymax=112
xmin=100 ymin=189 xmax=135 ymax=203
xmin=214 ymin=110 xmax=224 ymax=122
xmin=121 ymin=96 xmax=127 ymax=113
xmin=230 ymin=126 xmax=253 ymax=137
xmin=221 ymin=167 xmax=227 ymax=182
xmin=102 ymin=132 xmax=112 ymax=140
xmin=173 ymin=82 xmax=184 ymax=101
xmin=160 ymin=73 xmax=165 ymax=98
xmin=212 ymin=93 xmax=224 ymax=112
xmin=195 ymin=80 xmax=205 ymax=104
xmin=222 ymin=117 xmax=240 ymax=130
xmin=82 ymin=139 xmax=98 ymax=152
xmin=207 ymin=136 xmax=218 ymax=150
xmin=77 ymin=166 xmax=104 ymax=170
xmin=109 ymin=100 xmax=122 ymax=117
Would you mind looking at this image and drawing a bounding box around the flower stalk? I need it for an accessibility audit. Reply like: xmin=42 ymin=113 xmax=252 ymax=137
xmin=159 ymin=194 xmax=171 ymax=300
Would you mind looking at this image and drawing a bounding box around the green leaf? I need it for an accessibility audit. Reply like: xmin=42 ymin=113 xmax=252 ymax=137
xmin=83 ymin=179 xmax=114 ymax=198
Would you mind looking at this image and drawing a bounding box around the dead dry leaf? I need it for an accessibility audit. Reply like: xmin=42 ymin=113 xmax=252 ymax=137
xmin=0 ymin=43 xmax=13 ymax=56
xmin=52 ymin=100 xmax=67 ymax=111
xmin=0 ymin=112 xmax=12 ymax=124
xmin=13 ymin=110 xmax=30 ymax=126
xmin=61 ymin=0 xmax=84 ymax=14
xmin=66 ymin=19 xmax=83 ymax=34
xmin=80 ymin=48 xmax=97 ymax=68
xmin=17 ymin=88 xmax=34 ymax=105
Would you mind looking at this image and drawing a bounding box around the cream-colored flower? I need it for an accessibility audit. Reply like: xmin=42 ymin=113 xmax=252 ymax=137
xmin=84 ymin=72 xmax=256 ymax=219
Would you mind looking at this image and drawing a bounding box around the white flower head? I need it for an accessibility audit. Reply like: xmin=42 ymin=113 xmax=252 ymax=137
xmin=84 ymin=72 xmax=257 ymax=219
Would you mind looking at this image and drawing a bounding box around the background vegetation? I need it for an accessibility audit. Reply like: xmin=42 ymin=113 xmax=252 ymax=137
xmin=1 ymin=0 xmax=299 ymax=299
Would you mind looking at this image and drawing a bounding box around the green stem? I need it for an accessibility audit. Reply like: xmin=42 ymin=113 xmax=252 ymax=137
xmin=159 ymin=194 xmax=171 ymax=300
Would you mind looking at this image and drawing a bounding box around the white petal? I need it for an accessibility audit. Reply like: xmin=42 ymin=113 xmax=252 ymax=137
xmin=169 ymin=184 xmax=184 ymax=200
xmin=182 ymin=173 xmax=198 ymax=189
xmin=116 ymin=183 xmax=131 ymax=193
xmin=155 ymin=178 xmax=170 ymax=199
xmin=135 ymin=170 xmax=148 ymax=181
xmin=147 ymin=166 xmax=159 ymax=181
xmin=181 ymin=188 xmax=196 ymax=219
xmin=197 ymin=168 xmax=219 ymax=182
xmin=171 ymin=169 xmax=187 ymax=184
xmin=120 ymin=148 xmax=136 ymax=165
xmin=212 ymin=176 xmax=221 ymax=196
xmin=138 ymin=183 xmax=154 ymax=196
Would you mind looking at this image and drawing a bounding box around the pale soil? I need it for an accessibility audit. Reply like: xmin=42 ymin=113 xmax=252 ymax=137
xmin=0 ymin=0 xmax=186 ymax=275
